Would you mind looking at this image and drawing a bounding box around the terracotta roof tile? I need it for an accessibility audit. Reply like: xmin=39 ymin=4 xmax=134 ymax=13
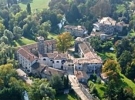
xmin=43 ymin=53 xmax=67 ymax=60
xmin=17 ymin=39 xmax=57 ymax=62
xmin=17 ymin=48 xmax=37 ymax=62
xmin=79 ymin=42 xmax=90 ymax=54
xmin=74 ymin=58 xmax=102 ymax=64
xmin=43 ymin=67 xmax=65 ymax=76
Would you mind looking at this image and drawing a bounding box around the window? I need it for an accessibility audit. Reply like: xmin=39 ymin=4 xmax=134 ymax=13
xmin=57 ymin=61 xmax=59 ymax=63
xmin=43 ymin=58 xmax=46 ymax=61
xmin=50 ymin=60 xmax=53 ymax=61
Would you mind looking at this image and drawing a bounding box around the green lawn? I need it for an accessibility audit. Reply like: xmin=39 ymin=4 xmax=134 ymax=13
xmin=95 ymin=83 xmax=106 ymax=100
xmin=116 ymin=4 xmax=126 ymax=14
xmin=97 ymin=52 xmax=117 ymax=61
xmin=120 ymin=74 xmax=135 ymax=94
xmin=55 ymin=92 xmax=78 ymax=100
xmin=93 ymin=74 xmax=135 ymax=99
xmin=19 ymin=0 xmax=51 ymax=11
xmin=48 ymin=33 xmax=58 ymax=39
xmin=12 ymin=37 xmax=36 ymax=47
xmin=128 ymin=29 xmax=135 ymax=37
xmin=12 ymin=33 xmax=57 ymax=47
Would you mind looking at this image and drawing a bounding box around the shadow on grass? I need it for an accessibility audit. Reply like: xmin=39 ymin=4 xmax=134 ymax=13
xmin=55 ymin=94 xmax=68 ymax=100
xmin=100 ymin=87 xmax=106 ymax=91
xmin=55 ymin=90 xmax=78 ymax=100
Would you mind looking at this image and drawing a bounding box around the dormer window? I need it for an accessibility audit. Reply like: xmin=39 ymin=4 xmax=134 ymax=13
xmin=57 ymin=61 xmax=59 ymax=63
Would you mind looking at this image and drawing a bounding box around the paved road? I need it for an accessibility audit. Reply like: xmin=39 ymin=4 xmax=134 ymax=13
xmin=16 ymin=69 xmax=32 ymax=85
xmin=68 ymin=75 xmax=90 ymax=100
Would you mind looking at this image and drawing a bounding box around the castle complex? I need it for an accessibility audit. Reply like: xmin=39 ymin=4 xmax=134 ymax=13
xmin=17 ymin=35 xmax=102 ymax=82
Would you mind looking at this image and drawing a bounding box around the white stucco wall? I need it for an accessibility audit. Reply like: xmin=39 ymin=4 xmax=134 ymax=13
xmin=53 ymin=60 xmax=62 ymax=69
xmin=18 ymin=53 xmax=33 ymax=73
xmin=75 ymin=63 xmax=83 ymax=70
xmin=39 ymin=57 xmax=53 ymax=67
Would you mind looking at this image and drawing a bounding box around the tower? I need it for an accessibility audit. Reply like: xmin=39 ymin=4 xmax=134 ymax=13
xmin=37 ymin=36 xmax=45 ymax=55
xmin=74 ymin=37 xmax=83 ymax=52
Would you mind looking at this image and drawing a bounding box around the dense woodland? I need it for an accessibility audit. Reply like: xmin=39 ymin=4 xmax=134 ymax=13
xmin=0 ymin=0 xmax=135 ymax=100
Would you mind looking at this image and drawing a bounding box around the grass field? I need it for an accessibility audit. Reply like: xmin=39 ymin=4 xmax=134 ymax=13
xmin=55 ymin=92 xmax=78 ymax=100
xmin=94 ymin=74 xmax=135 ymax=99
xmin=19 ymin=0 xmax=51 ymax=11
xmin=12 ymin=37 xmax=36 ymax=47
xmin=12 ymin=33 xmax=58 ymax=47
xmin=128 ymin=29 xmax=135 ymax=37
xmin=95 ymin=83 xmax=106 ymax=99
xmin=48 ymin=33 xmax=58 ymax=39
xmin=97 ymin=52 xmax=117 ymax=61
xmin=120 ymin=74 xmax=135 ymax=94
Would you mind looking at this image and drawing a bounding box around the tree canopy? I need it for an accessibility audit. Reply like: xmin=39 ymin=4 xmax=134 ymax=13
xmin=56 ymin=32 xmax=73 ymax=53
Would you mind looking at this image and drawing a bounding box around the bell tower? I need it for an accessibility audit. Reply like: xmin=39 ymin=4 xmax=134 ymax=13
xmin=37 ymin=36 xmax=45 ymax=55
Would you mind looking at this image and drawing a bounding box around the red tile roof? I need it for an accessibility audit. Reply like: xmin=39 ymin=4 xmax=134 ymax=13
xmin=43 ymin=53 xmax=67 ymax=60
xmin=74 ymin=58 xmax=102 ymax=64
xmin=17 ymin=48 xmax=37 ymax=62
xmin=17 ymin=39 xmax=57 ymax=62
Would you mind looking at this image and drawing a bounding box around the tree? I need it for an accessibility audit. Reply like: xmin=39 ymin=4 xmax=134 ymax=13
xmin=10 ymin=4 xmax=21 ymax=14
xmin=66 ymin=4 xmax=82 ymax=23
xmin=13 ymin=26 xmax=23 ymax=39
xmin=0 ymin=64 xmax=26 ymax=100
xmin=37 ymin=30 xmax=48 ymax=39
xmin=102 ymin=60 xmax=121 ymax=80
xmin=118 ymin=50 xmax=132 ymax=73
xmin=29 ymin=78 xmax=55 ymax=100
xmin=115 ymin=38 xmax=132 ymax=58
xmin=49 ymin=75 xmax=64 ymax=93
xmin=102 ymin=60 xmax=123 ymax=99
xmin=4 ymin=29 xmax=14 ymax=42
xmin=41 ymin=21 xmax=51 ymax=32
xmin=0 ymin=36 xmax=9 ymax=44
xmin=126 ymin=59 xmax=135 ymax=80
xmin=117 ymin=86 xmax=135 ymax=100
xmin=0 ymin=23 xmax=5 ymax=37
xmin=89 ymin=36 xmax=102 ymax=51
xmin=56 ymin=32 xmax=73 ymax=53
xmin=102 ymin=41 xmax=113 ymax=51
xmin=90 ymin=0 xmax=111 ymax=17
xmin=26 ymin=3 xmax=31 ymax=14
xmin=15 ymin=11 xmax=27 ymax=27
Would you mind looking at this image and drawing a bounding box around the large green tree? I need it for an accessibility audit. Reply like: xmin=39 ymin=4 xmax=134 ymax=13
xmin=0 ymin=64 xmax=26 ymax=100
xmin=13 ymin=26 xmax=23 ymax=39
xmin=29 ymin=78 xmax=55 ymax=100
xmin=49 ymin=75 xmax=64 ymax=93
xmin=56 ymin=32 xmax=73 ymax=53
xmin=26 ymin=3 xmax=31 ymax=15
